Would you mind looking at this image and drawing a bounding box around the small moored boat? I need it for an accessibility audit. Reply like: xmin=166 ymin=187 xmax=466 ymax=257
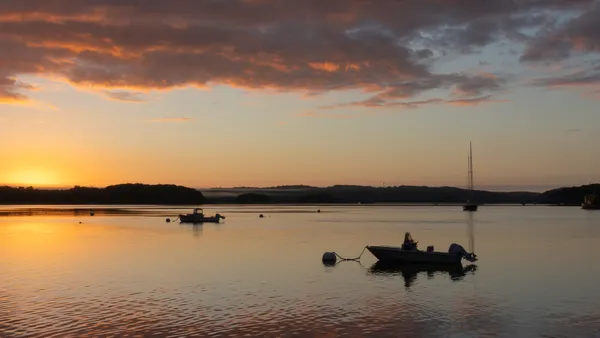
xmin=179 ymin=208 xmax=225 ymax=223
xmin=463 ymin=201 xmax=478 ymax=211
xmin=582 ymin=194 xmax=600 ymax=210
xmin=367 ymin=232 xmax=477 ymax=265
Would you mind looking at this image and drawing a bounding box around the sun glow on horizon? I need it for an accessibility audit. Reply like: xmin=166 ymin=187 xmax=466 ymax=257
xmin=3 ymin=168 xmax=62 ymax=187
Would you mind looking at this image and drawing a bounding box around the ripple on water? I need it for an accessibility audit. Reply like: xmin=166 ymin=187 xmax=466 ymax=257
xmin=0 ymin=266 xmax=590 ymax=338
xmin=2 ymin=207 xmax=600 ymax=337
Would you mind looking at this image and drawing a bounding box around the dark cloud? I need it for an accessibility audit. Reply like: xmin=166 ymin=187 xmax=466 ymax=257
xmin=454 ymin=75 xmax=506 ymax=96
xmin=415 ymin=49 xmax=434 ymax=59
xmin=532 ymin=65 xmax=600 ymax=100
xmin=319 ymin=73 xmax=507 ymax=108
xmin=521 ymin=6 xmax=600 ymax=62
xmin=0 ymin=76 xmax=34 ymax=103
xmin=533 ymin=69 xmax=600 ymax=87
xmin=0 ymin=0 xmax=597 ymax=105
xmin=319 ymin=94 xmax=504 ymax=111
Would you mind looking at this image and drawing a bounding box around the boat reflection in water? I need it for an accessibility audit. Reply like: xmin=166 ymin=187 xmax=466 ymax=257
xmin=189 ymin=224 xmax=203 ymax=238
xmin=368 ymin=261 xmax=477 ymax=287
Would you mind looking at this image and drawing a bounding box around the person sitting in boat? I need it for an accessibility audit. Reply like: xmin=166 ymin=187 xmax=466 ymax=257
xmin=402 ymin=232 xmax=418 ymax=251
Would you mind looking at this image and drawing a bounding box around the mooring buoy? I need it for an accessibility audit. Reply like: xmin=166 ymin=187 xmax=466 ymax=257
xmin=322 ymin=252 xmax=337 ymax=264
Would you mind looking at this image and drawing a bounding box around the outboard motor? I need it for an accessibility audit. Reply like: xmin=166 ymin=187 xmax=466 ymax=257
xmin=448 ymin=243 xmax=477 ymax=262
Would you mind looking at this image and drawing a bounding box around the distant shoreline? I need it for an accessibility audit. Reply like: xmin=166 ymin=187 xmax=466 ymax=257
xmin=0 ymin=183 xmax=596 ymax=206
xmin=0 ymin=203 xmax=574 ymax=218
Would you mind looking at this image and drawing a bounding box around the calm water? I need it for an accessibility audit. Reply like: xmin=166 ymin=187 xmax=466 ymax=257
xmin=1 ymin=205 xmax=599 ymax=337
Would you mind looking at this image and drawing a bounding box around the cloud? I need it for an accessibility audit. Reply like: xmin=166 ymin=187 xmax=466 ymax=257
xmin=317 ymin=73 xmax=507 ymax=109
xmin=565 ymin=128 xmax=583 ymax=133
xmin=105 ymin=91 xmax=145 ymax=102
xmin=0 ymin=0 xmax=597 ymax=107
xmin=0 ymin=76 xmax=34 ymax=104
xmin=533 ymin=70 xmax=600 ymax=88
xmin=446 ymin=95 xmax=508 ymax=106
xmin=316 ymin=95 xmax=505 ymax=112
xmin=298 ymin=111 xmax=360 ymax=119
xmin=521 ymin=6 xmax=600 ymax=63
xmin=532 ymin=66 xmax=600 ymax=98
xmin=146 ymin=117 xmax=193 ymax=123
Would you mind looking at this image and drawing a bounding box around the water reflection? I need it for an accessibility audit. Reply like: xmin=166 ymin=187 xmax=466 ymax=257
xmin=2 ymin=206 xmax=600 ymax=337
xmin=466 ymin=211 xmax=475 ymax=253
xmin=323 ymin=260 xmax=336 ymax=268
xmin=179 ymin=224 xmax=203 ymax=237
xmin=368 ymin=262 xmax=477 ymax=287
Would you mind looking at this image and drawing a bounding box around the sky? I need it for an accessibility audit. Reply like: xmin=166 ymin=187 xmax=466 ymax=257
xmin=1 ymin=0 xmax=600 ymax=191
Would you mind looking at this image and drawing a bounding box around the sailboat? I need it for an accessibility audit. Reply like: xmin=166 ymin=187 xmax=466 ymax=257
xmin=463 ymin=142 xmax=478 ymax=212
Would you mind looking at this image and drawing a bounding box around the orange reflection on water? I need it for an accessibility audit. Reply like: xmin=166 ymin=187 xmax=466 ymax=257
xmin=0 ymin=206 xmax=599 ymax=337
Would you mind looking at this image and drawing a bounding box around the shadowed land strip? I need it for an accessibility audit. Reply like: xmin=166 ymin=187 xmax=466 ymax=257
xmin=1 ymin=183 xmax=598 ymax=206
xmin=0 ymin=208 xmax=171 ymax=217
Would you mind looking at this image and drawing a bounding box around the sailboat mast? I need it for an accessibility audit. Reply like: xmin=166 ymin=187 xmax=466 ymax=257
xmin=468 ymin=142 xmax=474 ymax=191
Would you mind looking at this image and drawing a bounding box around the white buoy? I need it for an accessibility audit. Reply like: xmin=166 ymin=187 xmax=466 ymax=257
xmin=322 ymin=252 xmax=337 ymax=263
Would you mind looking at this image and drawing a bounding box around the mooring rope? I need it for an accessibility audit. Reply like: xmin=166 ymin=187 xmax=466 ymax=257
xmin=334 ymin=246 xmax=368 ymax=261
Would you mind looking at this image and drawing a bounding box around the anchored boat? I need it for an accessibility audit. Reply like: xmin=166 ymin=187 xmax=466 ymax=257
xmin=582 ymin=194 xmax=600 ymax=210
xmin=179 ymin=208 xmax=225 ymax=223
xmin=366 ymin=232 xmax=477 ymax=265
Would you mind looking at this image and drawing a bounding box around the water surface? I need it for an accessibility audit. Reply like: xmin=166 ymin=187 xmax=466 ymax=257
xmin=1 ymin=205 xmax=599 ymax=337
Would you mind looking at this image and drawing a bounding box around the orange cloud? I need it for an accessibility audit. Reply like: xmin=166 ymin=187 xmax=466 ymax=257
xmin=308 ymin=62 xmax=340 ymax=72
xmin=307 ymin=62 xmax=361 ymax=73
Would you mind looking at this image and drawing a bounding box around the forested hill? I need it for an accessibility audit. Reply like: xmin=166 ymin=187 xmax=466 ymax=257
xmin=0 ymin=184 xmax=205 ymax=205
xmin=535 ymin=184 xmax=599 ymax=206
xmin=204 ymin=185 xmax=540 ymax=204
xmin=0 ymin=183 xmax=596 ymax=205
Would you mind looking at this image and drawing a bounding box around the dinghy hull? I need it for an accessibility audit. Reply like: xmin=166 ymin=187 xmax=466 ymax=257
xmin=367 ymin=246 xmax=463 ymax=265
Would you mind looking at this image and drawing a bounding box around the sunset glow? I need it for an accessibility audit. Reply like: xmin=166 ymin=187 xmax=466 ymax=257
xmin=4 ymin=168 xmax=61 ymax=187
xmin=1 ymin=1 xmax=599 ymax=190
